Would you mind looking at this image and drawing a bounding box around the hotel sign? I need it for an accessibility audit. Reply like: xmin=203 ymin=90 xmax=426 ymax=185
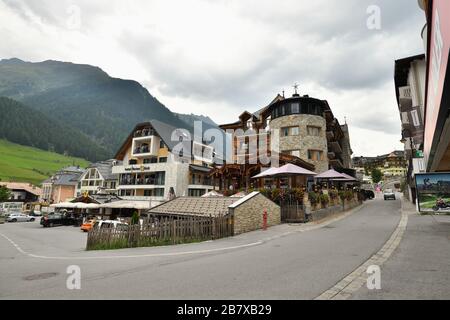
xmin=424 ymin=0 xmax=450 ymax=167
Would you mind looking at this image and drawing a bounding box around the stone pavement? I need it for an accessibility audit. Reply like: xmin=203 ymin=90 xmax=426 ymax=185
xmin=351 ymin=198 xmax=450 ymax=300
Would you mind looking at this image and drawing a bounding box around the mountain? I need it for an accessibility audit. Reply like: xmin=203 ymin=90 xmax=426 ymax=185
xmin=0 ymin=139 xmax=89 ymax=186
xmin=0 ymin=97 xmax=109 ymax=161
xmin=175 ymin=113 xmax=218 ymax=128
xmin=0 ymin=58 xmax=195 ymax=157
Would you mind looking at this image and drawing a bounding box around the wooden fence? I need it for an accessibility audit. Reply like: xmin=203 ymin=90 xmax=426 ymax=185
xmin=280 ymin=202 xmax=306 ymax=223
xmin=86 ymin=214 xmax=234 ymax=250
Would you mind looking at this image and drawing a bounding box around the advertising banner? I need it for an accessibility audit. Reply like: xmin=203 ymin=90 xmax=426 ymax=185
xmin=415 ymin=172 xmax=450 ymax=212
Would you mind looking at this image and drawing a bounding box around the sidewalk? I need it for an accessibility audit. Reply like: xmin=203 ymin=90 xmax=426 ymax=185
xmin=351 ymin=198 xmax=450 ymax=300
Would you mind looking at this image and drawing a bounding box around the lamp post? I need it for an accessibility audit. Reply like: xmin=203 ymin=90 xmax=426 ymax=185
xmin=400 ymin=129 xmax=415 ymax=157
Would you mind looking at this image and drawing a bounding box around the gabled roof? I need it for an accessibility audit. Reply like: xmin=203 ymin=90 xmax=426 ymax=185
xmin=53 ymin=173 xmax=81 ymax=186
xmin=0 ymin=182 xmax=42 ymax=196
xmin=114 ymin=119 xmax=226 ymax=161
xmin=148 ymin=197 xmax=237 ymax=217
xmin=87 ymin=159 xmax=120 ymax=180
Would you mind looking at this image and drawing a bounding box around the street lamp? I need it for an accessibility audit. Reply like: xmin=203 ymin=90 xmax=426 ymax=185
xmin=400 ymin=129 xmax=415 ymax=156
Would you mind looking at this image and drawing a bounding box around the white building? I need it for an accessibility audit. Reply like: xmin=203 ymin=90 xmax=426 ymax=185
xmin=112 ymin=120 xmax=216 ymax=205
xmin=76 ymin=160 xmax=120 ymax=197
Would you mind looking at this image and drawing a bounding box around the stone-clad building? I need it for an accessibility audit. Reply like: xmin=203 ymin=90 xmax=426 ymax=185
xmin=219 ymin=90 xmax=353 ymax=175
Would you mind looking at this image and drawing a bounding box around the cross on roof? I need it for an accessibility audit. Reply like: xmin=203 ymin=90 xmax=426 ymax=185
xmin=293 ymin=83 xmax=299 ymax=95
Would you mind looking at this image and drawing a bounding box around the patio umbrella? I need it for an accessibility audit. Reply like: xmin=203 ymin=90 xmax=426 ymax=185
xmin=332 ymin=173 xmax=358 ymax=182
xmin=314 ymin=169 xmax=348 ymax=180
xmin=270 ymin=164 xmax=317 ymax=177
xmin=251 ymin=167 xmax=280 ymax=179
xmin=201 ymin=190 xmax=224 ymax=197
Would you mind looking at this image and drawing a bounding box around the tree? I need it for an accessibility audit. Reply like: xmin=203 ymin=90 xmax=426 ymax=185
xmin=131 ymin=211 xmax=140 ymax=225
xmin=371 ymin=168 xmax=383 ymax=184
xmin=0 ymin=186 xmax=11 ymax=202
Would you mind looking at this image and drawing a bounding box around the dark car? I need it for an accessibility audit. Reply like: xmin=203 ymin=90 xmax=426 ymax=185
xmin=361 ymin=189 xmax=375 ymax=200
xmin=40 ymin=213 xmax=82 ymax=228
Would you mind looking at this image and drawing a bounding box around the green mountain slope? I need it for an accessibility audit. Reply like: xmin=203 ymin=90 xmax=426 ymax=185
xmin=0 ymin=97 xmax=110 ymax=161
xmin=0 ymin=58 xmax=191 ymax=155
xmin=0 ymin=139 xmax=89 ymax=185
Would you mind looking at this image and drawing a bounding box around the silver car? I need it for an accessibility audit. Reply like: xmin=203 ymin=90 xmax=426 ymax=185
xmin=6 ymin=213 xmax=35 ymax=223
xmin=383 ymin=189 xmax=396 ymax=201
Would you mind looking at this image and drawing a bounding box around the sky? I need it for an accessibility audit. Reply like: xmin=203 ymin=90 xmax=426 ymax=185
xmin=0 ymin=0 xmax=426 ymax=156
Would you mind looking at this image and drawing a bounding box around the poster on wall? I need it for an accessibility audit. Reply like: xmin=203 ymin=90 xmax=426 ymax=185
xmin=415 ymin=173 xmax=450 ymax=213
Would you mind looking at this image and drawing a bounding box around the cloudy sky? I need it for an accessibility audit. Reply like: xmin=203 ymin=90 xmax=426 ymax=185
xmin=0 ymin=0 xmax=426 ymax=156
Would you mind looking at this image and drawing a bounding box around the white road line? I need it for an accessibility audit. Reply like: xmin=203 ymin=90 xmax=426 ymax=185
xmin=0 ymin=231 xmax=263 ymax=260
xmin=0 ymin=203 xmax=366 ymax=261
xmin=315 ymin=199 xmax=408 ymax=300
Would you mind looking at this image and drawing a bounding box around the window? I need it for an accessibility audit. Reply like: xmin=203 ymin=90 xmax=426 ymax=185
xmin=129 ymin=159 xmax=138 ymax=165
xmin=143 ymin=157 xmax=157 ymax=164
xmin=159 ymin=157 xmax=167 ymax=163
xmin=144 ymin=188 xmax=165 ymax=197
xmin=291 ymin=103 xmax=300 ymax=114
xmin=160 ymin=140 xmax=165 ymax=149
xmin=281 ymin=126 xmax=299 ymax=137
xmin=308 ymin=150 xmax=323 ymax=161
xmin=307 ymin=126 xmax=321 ymax=136
xmin=188 ymin=189 xmax=207 ymax=197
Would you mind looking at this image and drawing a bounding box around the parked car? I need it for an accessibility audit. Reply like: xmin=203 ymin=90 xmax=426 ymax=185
xmin=93 ymin=220 xmax=128 ymax=231
xmin=81 ymin=219 xmax=97 ymax=232
xmin=30 ymin=211 xmax=42 ymax=217
xmin=40 ymin=212 xmax=81 ymax=228
xmin=7 ymin=213 xmax=35 ymax=223
xmin=383 ymin=189 xmax=396 ymax=200
xmin=361 ymin=189 xmax=375 ymax=200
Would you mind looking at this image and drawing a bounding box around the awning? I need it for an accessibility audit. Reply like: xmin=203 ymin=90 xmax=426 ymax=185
xmin=50 ymin=202 xmax=77 ymax=208
xmin=99 ymin=200 xmax=152 ymax=210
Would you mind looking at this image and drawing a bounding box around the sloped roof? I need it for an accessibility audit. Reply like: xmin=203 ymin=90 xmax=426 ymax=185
xmin=88 ymin=159 xmax=120 ymax=180
xmin=0 ymin=182 xmax=42 ymax=196
xmin=148 ymin=197 xmax=237 ymax=217
xmin=53 ymin=173 xmax=81 ymax=186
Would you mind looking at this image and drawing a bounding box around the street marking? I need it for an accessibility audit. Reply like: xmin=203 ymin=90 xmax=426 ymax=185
xmin=0 ymin=232 xmax=263 ymax=260
xmin=315 ymin=199 xmax=408 ymax=300
xmin=0 ymin=203 xmax=366 ymax=261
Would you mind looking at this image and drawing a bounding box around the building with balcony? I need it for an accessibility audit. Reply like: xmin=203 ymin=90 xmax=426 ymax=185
xmin=75 ymin=160 xmax=120 ymax=197
xmin=112 ymin=120 xmax=216 ymax=203
xmin=352 ymin=151 xmax=407 ymax=179
xmin=215 ymin=90 xmax=354 ymax=191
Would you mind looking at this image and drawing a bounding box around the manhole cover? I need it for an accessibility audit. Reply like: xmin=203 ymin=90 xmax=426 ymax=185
xmin=23 ymin=272 xmax=59 ymax=281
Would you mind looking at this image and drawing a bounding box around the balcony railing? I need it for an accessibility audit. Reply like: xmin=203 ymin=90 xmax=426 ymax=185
xmin=133 ymin=128 xmax=155 ymax=137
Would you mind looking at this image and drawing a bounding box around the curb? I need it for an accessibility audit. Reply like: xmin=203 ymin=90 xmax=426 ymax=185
xmin=315 ymin=197 xmax=408 ymax=300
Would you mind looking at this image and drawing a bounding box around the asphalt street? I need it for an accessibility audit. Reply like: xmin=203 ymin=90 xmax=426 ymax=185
xmin=0 ymin=197 xmax=404 ymax=299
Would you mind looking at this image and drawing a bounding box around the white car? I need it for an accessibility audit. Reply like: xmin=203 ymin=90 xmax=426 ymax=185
xmin=7 ymin=213 xmax=36 ymax=223
xmin=93 ymin=220 xmax=128 ymax=230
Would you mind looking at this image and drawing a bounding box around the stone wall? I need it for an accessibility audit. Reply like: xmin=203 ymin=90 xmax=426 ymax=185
xmin=231 ymin=193 xmax=281 ymax=235
xmin=270 ymin=114 xmax=329 ymax=173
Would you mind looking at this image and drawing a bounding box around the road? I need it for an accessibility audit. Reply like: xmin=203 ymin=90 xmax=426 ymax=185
xmin=0 ymin=196 xmax=402 ymax=299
